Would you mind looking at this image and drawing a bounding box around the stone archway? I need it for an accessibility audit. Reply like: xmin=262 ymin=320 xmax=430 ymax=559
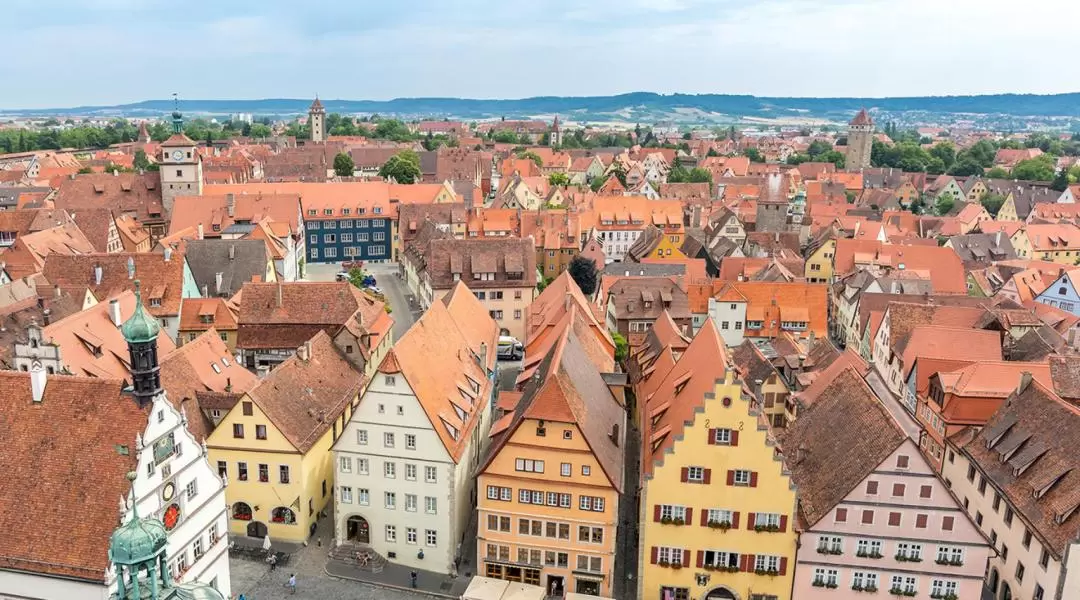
xmin=1000 ymin=582 xmax=1012 ymax=600
xmin=246 ymin=520 xmax=268 ymax=538
xmin=705 ymin=586 xmax=738 ymax=600
xmin=346 ymin=515 xmax=370 ymax=543
xmin=987 ymin=568 xmax=1000 ymax=594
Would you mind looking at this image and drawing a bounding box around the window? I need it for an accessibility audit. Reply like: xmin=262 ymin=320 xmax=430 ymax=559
xmin=1035 ymin=584 xmax=1045 ymax=600
xmin=861 ymin=510 xmax=874 ymax=524
xmin=378 ymin=404 xmax=385 ymax=414
xmin=1040 ymin=548 xmax=1049 ymax=569
xmin=341 ymin=487 xmax=353 ymax=503
xmin=895 ymin=542 xmax=923 ymax=561
xmin=888 ymin=512 xmax=902 ymax=527
xmin=812 ymin=567 xmax=839 ymax=587
xmin=657 ymin=547 xmax=683 ymax=566
xmin=425 ymin=496 xmax=438 ymax=514
xmin=856 ymin=539 xmax=883 ymax=558
xmin=866 ymin=480 xmax=879 ymax=495
xmin=217 ymin=461 xmax=227 ymax=478
xmin=976 ymin=511 xmax=983 ymax=526
xmin=712 ymin=428 xmax=733 ymax=445
xmin=1023 ymin=529 xmax=1032 ymax=548
xmin=425 ymin=466 xmax=437 ymax=483
xmin=942 ymin=515 xmax=954 ymax=531
xmin=404 ymin=433 xmax=416 ymax=450
xmin=405 ymin=463 xmax=416 ymax=480
xmin=1004 ymin=506 xmax=1015 ymax=526
xmin=576 ymin=555 xmax=602 ymax=573
xmin=384 ymin=432 xmax=395 ymax=447
xmin=1015 ymin=562 xmax=1025 ymax=582
xmin=340 ymin=457 xmax=352 ymax=473
xmin=702 ymin=549 xmax=740 ymax=569
xmin=184 ymin=480 xmax=198 ymax=500
xmin=405 ymin=527 xmax=417 ymax=544
xmin=816 ymin=535 xmax=842 ymax=554
xmin=937 ymin=546 xmax=964 ymax=565
xmin=487 ymin=485 xmax=512 ymax=501
xmin=514 ymin=458 xmax=545 ymax=473
xmin=920 ymin=484 xmax=933 ymax=499
xmin=754 ymin=554 xmax=780 ymax=573
xmin=385 ymin=525 xmax=397 ymax=542
xmin=425 ymin=529 xmax=437 ymax=547
xmin=579 ymin=495 xmax=605 ymax=512
xmin=405 ymin=494 xmax=417 ymax=512
xmin=582 ymin=465 xmax=591 ymax=476
xmin=237 ymin=462 xmax=248 ymax=481
xmin=258 ymin=464 xmax=269 ymax=483
xmin=892 ymin=483 xmax=906 ymax=497
xmin=384 ymin=462 xmax=395 ymax=478
xmin=687 ymin=466 xmax=705 ymax=482
xmin=232 ymin=423 xmax=244 ymax=438
xmin=930 ymin=580 xmax=957 ymax=598
xmin=732 ymin=469 xmax=751 ymax=486
xmin=357 ymin=429 xmax=368 ymax=445
xmin=835 ymin=508 xmax=848 ymax=523
xmin=890 ymin=575 xmax=917 ymax=595
xmin=357 ymin=458 xmax=369 ymax=475
xmin=358 ymin=488 xmax=369 ymax=505
xmin=384 ymin=492 xmax=396 ymax=509
xmin=659 ymin=504 xmax=688 ymax=522
xmin=852 ymin=571 xmax=879 ymax=591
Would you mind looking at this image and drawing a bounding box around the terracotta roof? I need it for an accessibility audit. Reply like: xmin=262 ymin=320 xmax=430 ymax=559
xmin=834 ymin=239 xmax=967 ymax=294
xmin=203 ymin=181 xmax=452 ymax=221
xmin=525 ymin=271 xmax=614 ymax=359
xmin=1049 ymin=356 xmax=1080 ymax=403
xmin=246 ymin=331 xmax=365 ymax=453
xmin=795 ymin=350 xmax=869 ymax=408
xmin=42 ymin=252 xmax=187 ymax=317
xmin=423 ymin=237 xmax=536 ymax=290
xmin=179 ymin=297 xmax=239 ymax=333
xmin=0 ymin=221 xmax=97 ymax=279
xmin=959 ymin=379 xmax=1080 ymax=557
xmin=607 ymin=278 xmax=691 ymax=323
xmin=169 ymin=192 xmax=302 ymax=236
xmin=780 ymin=366 xmax=906 ymax=526
xmin=114 ymin=213 xmax=150 ymax=251
xmin=900 ymin=326 xmax=1002 ymax=382
xmin=159 ymin=330 xmax=259 ymax=441
xmin=54 ymin=172 xmax=164 ymax=224
xmin=398 ymin=202 xmax=468 ymax=246
xmin=68 ymin=208 xmax=117 ymax=252
xmin=376 ymin=283 xmax=497 ymax=461
xmin=0 ymin=372 xmax=144 ymax=581
xmin=237 ymin=281 xmax=387 ymax=350
xmin=483 ymin=325 xmax=626 ymax=492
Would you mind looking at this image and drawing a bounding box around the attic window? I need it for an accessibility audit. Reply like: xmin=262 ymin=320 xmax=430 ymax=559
xmin=149 ymin=298 xmax=162 ymax=308
xmin=211 ymin=363 xmax=221 ymax=374
xmin=222 ymin=357 xmax=230 ymax=367
xmin=453 ymin=404 xmax=467 ymax=422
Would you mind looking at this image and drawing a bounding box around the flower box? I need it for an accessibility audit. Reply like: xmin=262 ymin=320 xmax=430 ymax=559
xmin=707 ymin=520 xmax=732 ymax=531
xmin=753 ymin=524 xmax=781 ymax=533
xmin=754 ymin=568 xmax=780 ymax=577
xmin=930 ymin=594 xmax=958 ymax=600
xmin=812 ymin=580 xmax=827 ymax=588
xmin=826 ymin=582 xmax=839 ymax=589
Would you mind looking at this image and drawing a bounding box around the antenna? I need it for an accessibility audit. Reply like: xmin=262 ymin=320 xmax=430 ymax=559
xmin=172 ymin=92 xmax=179 ymax=112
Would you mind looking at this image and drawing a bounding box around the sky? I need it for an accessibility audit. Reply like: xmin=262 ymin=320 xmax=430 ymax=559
xmin=2 ymin=0 xmax=1076 ymax=108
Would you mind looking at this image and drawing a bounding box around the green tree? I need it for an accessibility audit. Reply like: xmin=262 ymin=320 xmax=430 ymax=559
xmin=935 ymin=195 xmax=956 ymax=216
xmin=667 ymin=165 xmax=690 ymax=183
xmin=77 ymin=166 xmax=93 ymax=174
xmin=743 ymin=148 xmax=764 ymax=162
xmin=820 ymin=150 xmax=846 ymax=169
xmin=687 ymin=167 xmax=713 ymax=183
xmin=548 ymin=172 xmax=570 ymax=187
xmin=986 ymin=167 xmax=1010 ymax=179
xmin=706 ymin=148 xmax=720 ymax=157
xmin=786 ymin=153 xmax=810 ymax=165
xmin=806 ymin=140 xmax=833 ymax=158
xmin=249 ymin=123 xmax=272 ymax=138
xmin=929 ymin=143 xmax=957 ymax=169
xmin=909 ymin=196 xmax=927 ymax=215
xmin=948 ymin=158 xmax=985 ymax=177
xmin=378 ymin=150 xmax=422 ymax=184
xmin=980 ymin=193 xmax=1007 ymax=217
xmin=567 ymin=255 xmax=599 ymax=295
xmin=611 ymin=331 xmax=629 ymax=363
xmin=333 ymin=152 xmax=356 ymax=177
xmin=518 ymin=150 xmax=543 ymax=169
xmin=1012 ymin=155 xmax=1055 ymax=182
xmin=133 ymin=149 xmax=151 ymax=171
xmin=492 ymin=130 xmax=518 ymax=144
xmin=1052 ymin=167 xmax=1070 ymax=192
xmin=347 ymin=268 xmax=368 ymax=289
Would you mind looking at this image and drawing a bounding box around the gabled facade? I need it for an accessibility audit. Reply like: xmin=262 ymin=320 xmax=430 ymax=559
xmin=332 ymin=283 xmax=499 ymax=573
xmin=805 ymin=239 xmax=836 ymax=284
xmin=639 ymin=320 xmax=797 ymax=600
xmin=1033 ymin=270 xmax=1080 ymax=316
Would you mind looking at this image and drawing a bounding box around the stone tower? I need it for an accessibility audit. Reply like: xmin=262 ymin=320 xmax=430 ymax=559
xmin=159 ymin=104 xmax=203 ymax=212
xmin=122 ymin=281 xmax=162 ymax=407
xmin=550 ymin=114 xmax=561 ymax=147
xmin=309 ymin=97 xmax=326 ymax=143
xmin=845 ymin=108 xmax=874 ymax=170
xmin=754 ymin=173 xmax=791 ymax=234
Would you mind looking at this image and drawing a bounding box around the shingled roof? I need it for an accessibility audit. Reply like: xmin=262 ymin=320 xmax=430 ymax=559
xmin=780 ymin=366 xmax=906 ymax=527
xmin=424 ymin=237 xmax=536 ymax=290
xmin=54 ymin=172 xmax=164 ymax=224
xmin=0 ymin=372 xmax=144 ymax=581
xmin=236 ymin=281 xmax=386 ymax=350
xmin=42 ymin=252 xmax=188 ymax=316
xmin=184 ymin=238 xmax=269 ymax=297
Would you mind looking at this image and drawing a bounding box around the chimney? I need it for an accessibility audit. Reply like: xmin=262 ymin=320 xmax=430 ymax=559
xmin=30 ymin=361 xmax=47 ymax=403
xmin=226 ymin=193 xmax=236 ymax=218
xmin=1017 ymin=371 xmax=1034 ymax=396
xmin=94 ymin=264 xmax=103 ymax=285
xmin=109 ymin=299 xmax=122 ymax=327
xmin=42 ymin=308 xmax=51 ymax=326
xmin=163 ymin=246 xmax=172 ymax=262
xmin=126 ymin=257 xmax=136 ymax=279
xmin=202 ymin=284 xmax=209 ymax=297
xmin=297 ymin=340 xmax=312 ymax=362
xmin=479 ymin=342 xmax=488 ymax=368
xmin=229 ymin=245 xmax=235 ymax=260
xmin=995 ymin=230 xmax=1002 ymax=247
xmin=197 ymin=223 xmax=204 ymax=240
xmin=53 ymin=284 xmax=61 ymax=299
xmin=215 ymin=272 xmax=223 ymax=295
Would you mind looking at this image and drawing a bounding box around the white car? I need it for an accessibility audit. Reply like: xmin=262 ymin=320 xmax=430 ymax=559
xmin=366 ymin=286 xmax=383 ymax=296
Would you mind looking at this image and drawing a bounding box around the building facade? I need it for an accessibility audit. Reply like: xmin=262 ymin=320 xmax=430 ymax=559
xmin=845 ymin=110 xmax=874 ymax=171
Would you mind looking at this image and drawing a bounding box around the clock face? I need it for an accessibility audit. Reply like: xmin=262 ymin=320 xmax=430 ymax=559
xmin=172 ymin=150 xmax=184 ymax=161
xmin=162 ymin=481 xmax=175 ymax=502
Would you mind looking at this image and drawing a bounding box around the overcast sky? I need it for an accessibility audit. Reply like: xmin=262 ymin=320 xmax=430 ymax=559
xmin=2 ymin=0 xmax=1074 ymax=108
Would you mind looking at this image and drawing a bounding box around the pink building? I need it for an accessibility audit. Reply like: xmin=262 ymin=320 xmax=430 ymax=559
xmin=781 ymin=365 xmax=992 ymax=599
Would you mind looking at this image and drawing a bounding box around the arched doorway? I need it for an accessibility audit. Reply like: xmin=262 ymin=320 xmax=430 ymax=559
xmin=1000 ymin=582 xmax=1012 ymax=600
xmin=705 ymin=586 xmax=738 ymax=600
xmin=987 ymin=568 xmax=1000 ymax=595
xmin=247 ymin=521 xmax=268 ymax=538
xmin=346 ymin=516 xmax=370 ymax=543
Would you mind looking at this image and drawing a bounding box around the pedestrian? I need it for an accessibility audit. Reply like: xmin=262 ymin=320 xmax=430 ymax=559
xmin=286 ymin=573 xmax=296 ymax=595
xmin=267 ymin=553 xmax=278 ymax=571
xmin=410 ymin=570 xmax=418 ymax=588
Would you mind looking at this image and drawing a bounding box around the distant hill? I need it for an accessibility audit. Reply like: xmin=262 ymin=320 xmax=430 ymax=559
xmin=7 ymin=92 xmax=1080 ymax=121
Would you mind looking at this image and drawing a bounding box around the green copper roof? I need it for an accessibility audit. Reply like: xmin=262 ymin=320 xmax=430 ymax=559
xmin=109 ymin=514 xmax=168 ymax=565
xmin=121 ymin=281 xmax=160 ymax=344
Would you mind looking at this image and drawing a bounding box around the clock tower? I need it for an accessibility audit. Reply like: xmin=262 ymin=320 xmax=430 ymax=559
xmin=159 ymin=108 xmax=203 ymax=213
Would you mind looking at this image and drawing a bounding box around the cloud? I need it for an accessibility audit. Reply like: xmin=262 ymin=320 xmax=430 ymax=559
xmin=0 ymin=0 xmax=1076 ymax=108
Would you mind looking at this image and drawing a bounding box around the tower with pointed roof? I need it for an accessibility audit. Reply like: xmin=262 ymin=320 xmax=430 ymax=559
xmin=309 ymin=97 xmax=326 ymax=143
xmin=123 ymin=281 xmax=162 ymax=406
xmin=845 ymin=108 xmax=874 ymax=171
xmin=550 ymin=114 xmax=561 ymax=147
xmin=160 ymin=96 xmax=203 ymax=212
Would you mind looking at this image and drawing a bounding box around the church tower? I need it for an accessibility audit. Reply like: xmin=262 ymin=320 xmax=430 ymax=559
xmin=550 ymin=114 xmax=561 ymax=147
xmin=845 ymin=108 xmax=874 ymax=171
xmin=309 ymin=97 xmax=326 ymax=143
xmin=159 ymin=100 xmax=203 ymax=212
xmin=122 ymin=281 xmax=162 ymax=407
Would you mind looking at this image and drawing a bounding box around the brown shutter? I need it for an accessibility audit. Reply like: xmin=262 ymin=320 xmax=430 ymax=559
xmin=731 ymin=430 xmax=739 ymax=446
xmin=779 ymin=515 xmax=788 ymax=532
xmin=653 ymin=505 xmax=662 ymax=522
xmin=739 ymin=554 xmax=751 ymax=572
xmin=779 ymin=557 xmax=788 ymax=576
xmin=915 ymin=514 xmax=928 ymax=529
xmin=682 ymin=550 xmax=690 ymax=568
xmin=920 ymin=485 xmax=932 ymax=498
xmin=650 ymin=546 xmax=658 ymax=564
xmin=701 ymin=509 xmax=708 ymax=526
xmin=731 ymin=511 xmax=740 ymax=528
xmin=726 ymin=470 xmax=735 ymax=485
xmin=707 ymin=428 xmax=716 ymax=444
xmin=743 ymin=554 xmax=755 ymax=572
xmin=680 ymin=467 xmax=689 ymax=482
xmin=703 ymin=469 xmax=712 ymax=484
xmin=696 ymin=550 xmax=704 ymax=568
xmin=747 ymin=512 xmax=756 ymax=530
xmin=750 ymin=471 xmax=759 ymax=487
xmin=835 ymin=507 xmax=847 ymax=523
xmin=888 ymin=512 xmax=901 ymax=527
xmin=685 ymin=508 xmax=693 ymax=524
xmin=942 ymin=516 xmax=955 ymax=531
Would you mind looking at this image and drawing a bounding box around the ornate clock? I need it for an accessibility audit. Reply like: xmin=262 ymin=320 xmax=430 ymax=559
xmin=162 ymin=481 xmax=175 ymax=502
xmin=172 ymin=150 xmax=184 ymax=161
xmin=162 ymin=503 xmax=181 ymax=531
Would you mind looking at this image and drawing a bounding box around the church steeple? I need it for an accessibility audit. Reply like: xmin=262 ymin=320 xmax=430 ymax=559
xmin=171 ymin=93 xmax=184 ymax=134
xmin=122 ymin=281 xmax=162 ymax=406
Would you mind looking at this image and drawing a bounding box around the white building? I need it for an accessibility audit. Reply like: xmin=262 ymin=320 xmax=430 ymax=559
xmin=332 ymin=282 xmax=499 ymax=573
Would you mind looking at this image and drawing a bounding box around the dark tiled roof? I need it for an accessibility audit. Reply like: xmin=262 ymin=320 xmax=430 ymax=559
xmin=236 ymin=281 xmax=385 ymax=350
xmin=1049 ymin=356 xmax=1080 ymax=402
xmin=607 ymin=278 xmax=691 ymax=322
xmin=184 ymin=239 xmax=268 ymax=297
xmin=424 ymin=237 xmax=536 ymax=290
xmin=42 ymin=252 xmax=187 ymax=316
xmin=780 ymin=366 xmax=906 ymax=526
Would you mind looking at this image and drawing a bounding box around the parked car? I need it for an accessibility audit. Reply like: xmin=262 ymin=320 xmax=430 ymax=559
xmin=341 ymin=260 xmax=365 ymax=270
xmin=497 ymin=336 xmax=523 ymax=361
xmin=335 ymin=271 xmax=350 ymax=282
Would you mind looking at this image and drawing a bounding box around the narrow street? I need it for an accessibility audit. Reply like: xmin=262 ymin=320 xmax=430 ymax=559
xmin=303 ymin=261 xmax=420 ymax=341
xmin=864 ymin=368 xmax=922 ymax=439
xmin=614 ymin=402 xmax=642 ymax=600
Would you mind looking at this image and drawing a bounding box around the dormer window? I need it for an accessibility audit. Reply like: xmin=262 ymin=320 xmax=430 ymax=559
xmin=323 ymin=209 xmax=333 ymax=216
xmin=149 ymin=298 xmax=162 ymax=308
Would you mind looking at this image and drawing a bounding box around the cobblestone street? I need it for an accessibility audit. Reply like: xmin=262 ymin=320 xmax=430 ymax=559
xmin=230 ymin=548 xmax=432 ymax=600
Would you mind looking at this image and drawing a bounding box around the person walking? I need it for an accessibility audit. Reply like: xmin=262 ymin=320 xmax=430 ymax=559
xmin=409 ymin=570 xmax=418 ymax=588
xmin=286 ymin=573 xmax=296 ymax=595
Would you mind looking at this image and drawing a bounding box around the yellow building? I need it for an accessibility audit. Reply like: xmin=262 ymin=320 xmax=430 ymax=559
xmin=207 ymin=331 xmax=366 ymax=542
xmin=994 ymin=191 xmax=1020 ymax=221
xmin=1026 ymin=223 xmax=1080 ymax=264
xmin=803 ymin=238 xmax=835 ymax=283
xmin=637 ymin=319 xmax=796 ymax=600
xmin=477 ymin=323 xmax=625 ymax=597
xmin=627 ymin=224 xmax=686 ymax=262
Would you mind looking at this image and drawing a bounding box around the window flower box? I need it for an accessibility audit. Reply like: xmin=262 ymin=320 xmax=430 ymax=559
xmin=812 ymin=580 xmax=827 ymax=588
xmin=707 ymin=520 xmax=732 ymax=531
xmin=852 ymin=584 xmax=879 ymax=593
xmin=934 ymin=558 xmax=964 ymax=567
xmin=895 ymin=554 xmax=922 ymax=563
xmin=930 ymin=594 xmax=958 ymax=600
xmin=890 ymin=589 xmax=916 ymax=598
xmin=670 ymin=562 xmax=683 ymax=570
xmin=671 ymin=517 xmax=685 ymax=526
xmin=753 ymin=524 xmax=781 ymax=533
xmin=754 ymin=568 xmax=780 ymax=577
xmin=826 ymin=582 xmax=839 ymax=589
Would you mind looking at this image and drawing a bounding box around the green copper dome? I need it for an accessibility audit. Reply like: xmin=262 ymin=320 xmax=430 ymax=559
xmin=121 ymin=281 xmax=160 ymax=344
xmin=109 ymin=514 xmax=168 ymax=565
xmin=173 ymin=583 xmax=227 ymax=600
